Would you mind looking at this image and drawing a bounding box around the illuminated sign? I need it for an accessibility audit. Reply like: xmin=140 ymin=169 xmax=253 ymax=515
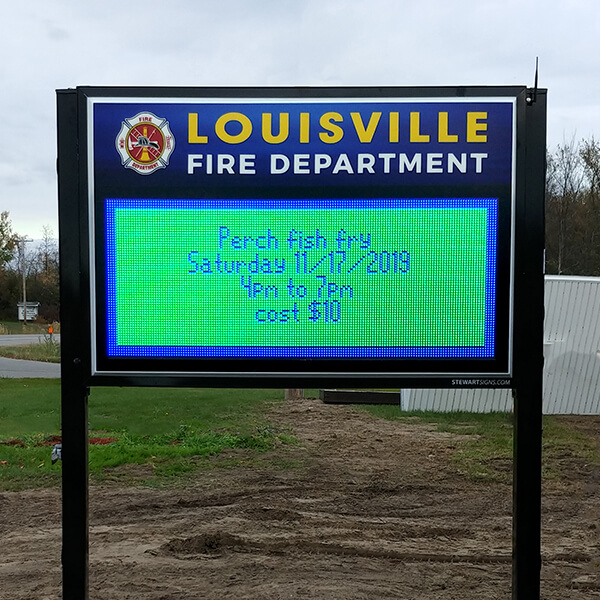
xmin=106 ymin=198 xmax=496 ymax=358
xmin=56 ymin=86 xmax=547 ymax=600
xmin=81 ymin=89 xmax=521 ymax=384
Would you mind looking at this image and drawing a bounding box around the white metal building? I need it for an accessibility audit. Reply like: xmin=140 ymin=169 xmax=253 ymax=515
xmin=403 ymin=276 xmax=600 ymax=415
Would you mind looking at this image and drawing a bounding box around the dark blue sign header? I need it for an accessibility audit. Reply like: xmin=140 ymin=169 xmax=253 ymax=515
xmin=92 ymin=98 xmax=514 ymax=189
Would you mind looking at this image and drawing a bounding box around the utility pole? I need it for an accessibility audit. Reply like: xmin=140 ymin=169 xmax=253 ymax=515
xmin=19 ymin=237 xmax=32 ymax=325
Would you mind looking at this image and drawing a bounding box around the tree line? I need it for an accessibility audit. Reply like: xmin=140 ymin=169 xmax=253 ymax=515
xmin=0 ymin=139 xmax=598 ymax=323
xmin=546 ymin=136 xmax=600 ymax=275
xmin=0 ymin=214 xmax=59 ymax=323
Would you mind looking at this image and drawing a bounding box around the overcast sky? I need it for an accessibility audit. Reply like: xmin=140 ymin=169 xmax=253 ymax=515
xmin=1 ymin=0 xmax=598 ymax=239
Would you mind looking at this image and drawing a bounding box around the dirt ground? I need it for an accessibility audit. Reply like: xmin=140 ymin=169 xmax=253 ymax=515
xmin=2 ymin=395 xmax=600 ymax=599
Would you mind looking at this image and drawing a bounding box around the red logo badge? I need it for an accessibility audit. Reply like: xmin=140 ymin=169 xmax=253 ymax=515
xmin=116 ymin=112 xmax=175 ymax=175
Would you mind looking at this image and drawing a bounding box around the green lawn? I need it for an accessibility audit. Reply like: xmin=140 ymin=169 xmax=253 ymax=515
xmin=0 ymin=381 xmax=291 ymax=490
xmin=2 ymin=380 xmax=598 ymax=491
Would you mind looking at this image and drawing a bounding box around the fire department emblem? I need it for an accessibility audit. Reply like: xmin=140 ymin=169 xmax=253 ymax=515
xmin=116 ymin=112 xmax=175 ymax=175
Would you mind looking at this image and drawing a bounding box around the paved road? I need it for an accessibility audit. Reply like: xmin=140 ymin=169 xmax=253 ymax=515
xmin=0 ymin=334 xmax=61 ymax=378
xmin=0 ymin=334 xmax=60 ymax=346
xmin=0 ymin=356 xmax=61 ymax=378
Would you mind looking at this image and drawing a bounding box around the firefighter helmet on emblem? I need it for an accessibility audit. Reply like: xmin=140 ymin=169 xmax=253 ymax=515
xmin=116 ymin=112 xmax=175 ymax=175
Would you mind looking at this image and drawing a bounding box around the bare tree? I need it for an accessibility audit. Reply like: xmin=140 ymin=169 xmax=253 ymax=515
xmin=34 ymin=225 xmax=59 ymax=274
xmin=27 ymin=226 xmax=60 ymax=322
xmin=546 ymin=137 xmax=586 ymax=274
xmin=580 ymin=137 xmax=600 ymax=199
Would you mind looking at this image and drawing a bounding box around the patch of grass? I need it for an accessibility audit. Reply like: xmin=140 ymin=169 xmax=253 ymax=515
xmin=0 ymin=381 xmax=296 ymax=490
xmin=0 ymin=444 xmax=62 ymax=490
xmin=0 ymin=379 xmax=62 ymax=436
xmin=87 ymin=387 xmax=285 ymax=436
xmin=0 ymin=429 xmax=287 ymax=491
xmin=0 ymin=322 xmax=53 ymax=335
xmin=541 ymin=417 xmax=599 ymax=480
xmin=88 ymin=427 xmax=284 ymax=485
xmin=358 ymin=405 xmax=511 ymax=432
xmin=0 ymin=338 xmax=61 ymax=363
xmin=358 ymin=406 xmax=514 ymax=482
xmin=356 ymin=405 xmax=600 ymax=484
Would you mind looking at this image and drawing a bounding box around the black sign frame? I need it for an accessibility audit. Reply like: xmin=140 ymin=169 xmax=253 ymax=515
xmin=61 ymin=86 xmax=536 ymax=389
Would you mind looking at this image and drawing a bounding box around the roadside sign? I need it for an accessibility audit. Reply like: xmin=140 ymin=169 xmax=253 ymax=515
xmin=57 ymin=86 xmax=547 ymax=600
xmin=59 ymin=87 xmax=540 ymax=387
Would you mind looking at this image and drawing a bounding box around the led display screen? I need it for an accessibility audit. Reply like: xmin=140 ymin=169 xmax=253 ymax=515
xmin=106 ymin=198 xmax=496 ymax=358
xmin=86 ymin=91 xmax=517 ymax=382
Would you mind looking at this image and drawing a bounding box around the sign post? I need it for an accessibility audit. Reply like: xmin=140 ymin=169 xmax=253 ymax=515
xmin=57 ymin=88 xmax=90 ymax=599
xmin=57 ymin=86 xmax=546 ymax=599
xmin=512 ymin=89 xmax=546 ymax=597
